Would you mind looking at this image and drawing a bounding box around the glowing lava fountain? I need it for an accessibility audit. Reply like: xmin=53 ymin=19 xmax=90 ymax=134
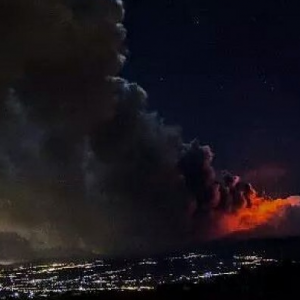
xmin=218 ymin=195 xmax=300 ymax=237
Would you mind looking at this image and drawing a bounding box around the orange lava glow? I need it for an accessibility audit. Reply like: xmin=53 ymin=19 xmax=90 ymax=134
xmin=218 ymin=195 xmax=300 ymax=236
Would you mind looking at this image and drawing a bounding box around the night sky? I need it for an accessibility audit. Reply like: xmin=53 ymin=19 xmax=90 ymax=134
xmin=123 ymin=0 xmax=300 ymax=196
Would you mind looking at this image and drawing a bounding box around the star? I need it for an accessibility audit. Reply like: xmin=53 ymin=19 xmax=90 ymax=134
xmin=193 ymin=18 xmax=200 ymax=25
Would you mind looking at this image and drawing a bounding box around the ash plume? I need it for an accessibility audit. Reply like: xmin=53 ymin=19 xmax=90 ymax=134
xmin=0 ymin=0 xmax=298 ymax=261
xmin=0 ymin=0 xmax=186 ymax=258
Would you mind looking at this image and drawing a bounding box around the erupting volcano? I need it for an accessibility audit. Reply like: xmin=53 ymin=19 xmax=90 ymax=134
xmin=0 ymin=0 xmax=300 ymax=260
xmin=180 ymin=140 xmax=300 ymax=242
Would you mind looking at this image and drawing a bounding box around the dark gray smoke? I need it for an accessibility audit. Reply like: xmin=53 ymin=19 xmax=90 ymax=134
xmin=178 ymin=140 xmax=254 ymax=214
xmin=0 ymin=0 xmax=189 ymax=259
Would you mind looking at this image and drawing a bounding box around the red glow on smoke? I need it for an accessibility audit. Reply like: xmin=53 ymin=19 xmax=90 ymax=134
xmin=217 ymin=194 xmax=300 ymax=237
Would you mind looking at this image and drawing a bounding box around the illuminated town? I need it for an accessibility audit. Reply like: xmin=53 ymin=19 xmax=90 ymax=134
xmin=0 ymin=250 xmax=283 ymax=298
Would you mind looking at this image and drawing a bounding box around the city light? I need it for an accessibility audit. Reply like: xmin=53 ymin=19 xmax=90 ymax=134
xmin=0 ymin=250 xmax=281 ymax=298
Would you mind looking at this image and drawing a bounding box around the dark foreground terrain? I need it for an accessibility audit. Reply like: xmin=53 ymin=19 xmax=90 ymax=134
xmin=39 ymin=262 xmax=299 ymax=300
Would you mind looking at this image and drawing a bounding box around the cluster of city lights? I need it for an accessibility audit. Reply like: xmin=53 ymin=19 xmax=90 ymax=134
xmin=0 ymin=251 xmax=280 ymax=298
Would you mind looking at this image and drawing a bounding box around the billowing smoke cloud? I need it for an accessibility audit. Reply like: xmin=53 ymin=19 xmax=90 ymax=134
xmin=0 ymin=0 xmax=187 ymax=259
xmin=0 ymin=0 xmax=298 ymax=262
xmin=179 ymin=141 xmax=254 ymax=215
